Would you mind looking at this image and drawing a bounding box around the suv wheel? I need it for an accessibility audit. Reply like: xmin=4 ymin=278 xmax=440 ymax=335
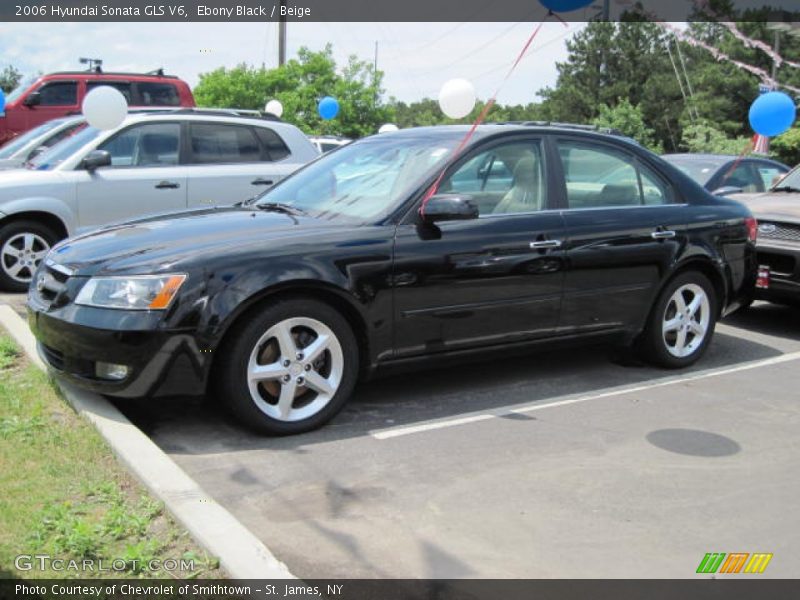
xmin=0 ymin=221 xmax=58 ymax=292
xmin=640 ymin=272 xmax=718 ymax=368
xmin=215 ymin=298 xmax=359 ymax=435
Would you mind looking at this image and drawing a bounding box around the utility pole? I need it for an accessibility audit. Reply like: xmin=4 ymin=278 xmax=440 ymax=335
xmin=602 ymin=0 xmax=610 ymax=21
xmin=373 ymin=41 xmax=379 ymax=106
xmin=772 ymin=30 xmax=780 ymax=84
xmin=278 ymin=1 xmax=287 ymax=67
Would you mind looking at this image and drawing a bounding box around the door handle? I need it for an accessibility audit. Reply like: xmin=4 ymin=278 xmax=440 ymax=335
xmin=155 ymin=181 xmax=180 ymax=189
xmin=529 ymin=240 xmax=562 ymax=249
xmin=251 ymin=178 xmax=274 ymax=186
xmin=651 ymin=230 xmax=676 ymax=240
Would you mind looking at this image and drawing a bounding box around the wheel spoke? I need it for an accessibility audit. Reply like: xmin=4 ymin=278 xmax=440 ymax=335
xmin=23 ymin=234 xmax=34 ymax=252
xmin=32 ymin=250 xmax=48 ymax=261
xmin=277 ymin=380 xmax=297 ymax=419
xmin=687 ymin=294 xmax=704 ymax=318
xmin=673 ymin=328 xmax=688 ymax=354
xmin=273 ymin=321 xmax=297 ymax=359
xmin=673 ymin=292 xmax=687 ymax=314
xmin=304 ymin=370 xmax=335 ymax=396
xmin=302 ymin=333 xmax=330 ymax=363
xmin=689 ymin=320 xmax=706 ymax=338
xmin=248 ymin=361 xmax=287 ymax=383
xmin=2 ymin=246 xmax=21 ymax=259
xmin=663 ymin=316 xmax=681 ymax=334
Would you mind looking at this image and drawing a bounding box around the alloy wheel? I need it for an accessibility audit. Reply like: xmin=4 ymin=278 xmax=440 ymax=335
xmin=662 ymin=283 xmax=711 ymax=358
xmin=246 ymin=317 xmax=344 ymax=422
xmin=1 ymin=232 xmax=50 ymax=284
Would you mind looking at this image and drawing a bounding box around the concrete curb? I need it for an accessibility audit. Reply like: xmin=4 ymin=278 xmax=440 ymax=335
xmin=0 ymin=305 xmax=295 ymax=580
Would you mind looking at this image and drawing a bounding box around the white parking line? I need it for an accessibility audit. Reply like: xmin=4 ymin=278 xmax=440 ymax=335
xmin=369 ymin=351 xmax=800 ymax=440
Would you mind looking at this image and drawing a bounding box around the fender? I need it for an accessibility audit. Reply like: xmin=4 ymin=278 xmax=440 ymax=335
xmin=0 ymin=196 xmax=76 ymax=235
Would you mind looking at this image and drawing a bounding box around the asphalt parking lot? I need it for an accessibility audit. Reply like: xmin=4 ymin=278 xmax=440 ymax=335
xmin=3 ymin=292 xmax=799 ymax=578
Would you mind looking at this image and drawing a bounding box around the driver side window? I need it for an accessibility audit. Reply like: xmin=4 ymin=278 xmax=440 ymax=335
xmin=439 ymin=141 xmax=545 ymax=216
xmin=98 ymin=123 xmax=181 ymax=168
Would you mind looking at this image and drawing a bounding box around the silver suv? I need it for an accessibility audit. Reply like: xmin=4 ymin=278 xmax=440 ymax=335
xmin=0 ymin=111 xmax=318 ymax=291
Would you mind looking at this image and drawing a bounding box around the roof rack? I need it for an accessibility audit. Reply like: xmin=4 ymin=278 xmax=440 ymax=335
xmin=153 ymin=108 xmax=284 ymax=122
xmin=493 ymin=121 xmax=625 ymax=137
xmin=49 ymin=70 xmax=180 ymax=79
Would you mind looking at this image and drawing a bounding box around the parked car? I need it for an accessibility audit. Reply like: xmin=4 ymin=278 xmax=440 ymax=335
xmin=0 ymin=110 xmax=318 ymax=291
xmin=27 ymin=124 xmax=757 ymax=435
xmin=662 ymin=153 xmax=789 ymax=196
xmin=732 ymin=165 xmax=800 ymax=305
xmin=309 ymin=135 xmax=351 ymax=153
xmin=0 ymin=116 xmax=88 ymax=169
xmin=0 ymin=69 xmax=195 ymax=144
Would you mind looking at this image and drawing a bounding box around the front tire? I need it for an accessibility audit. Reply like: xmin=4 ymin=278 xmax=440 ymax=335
xmin=640 ymin=272 xmax=718 ymax=369
xmin=0 ymin=220 xmax=58 ymax=292
xmin=215 ymin=297 xmax=359 ymax=435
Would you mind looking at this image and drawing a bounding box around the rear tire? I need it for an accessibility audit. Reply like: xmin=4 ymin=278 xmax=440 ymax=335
xmin=640 ymin=272 xmax=718 ymax=369
xmin=0 ymin=220 xmax=59 ymax=293
xmin=214 ymin=297 xmax=359 ymax=435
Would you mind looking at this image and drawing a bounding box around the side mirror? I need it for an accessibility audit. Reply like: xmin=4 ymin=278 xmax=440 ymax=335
xmin=23 ymin=92 xmax=41 ymax=107
xmin=80 ymin=150 xmax=112 ymax=171
xmin=421 ymin=194 xmax=479 ymax=223
xmin=712 ymin=186 xmax=744 ymax=197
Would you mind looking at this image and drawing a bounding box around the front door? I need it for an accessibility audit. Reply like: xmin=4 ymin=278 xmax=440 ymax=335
xmin=392 ymin=138 xmax=566 ymax=358
xmin=75 ymin=121 xmax=187 ymax=232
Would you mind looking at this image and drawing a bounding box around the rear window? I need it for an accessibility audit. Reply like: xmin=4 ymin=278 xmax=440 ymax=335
xmin=137 ymin=82 xmax=180 ymax=106
xmin=255 ymin=127 xmax=291 ymax=161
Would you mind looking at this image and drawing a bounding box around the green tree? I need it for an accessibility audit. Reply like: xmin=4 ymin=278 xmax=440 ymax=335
xmin=194 ymin=45 xmax=392 ymax=138
xmin=592 ymin=99 xmax=662 ymax=152
xmin=770 ymin=126 xmax=800 ymax=166
xmin=0 ymin=65 xmax=22 ymax=94
xmin=681 ymin=120 xmax=752 ymax=155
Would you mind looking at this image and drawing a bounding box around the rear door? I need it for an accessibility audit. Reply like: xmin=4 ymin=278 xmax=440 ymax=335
xmin=184 ymin=121 xmax=296 ymax=207
xmin=392 ymin=136 xmax=567 ymax=357
xmin=75 ymin=121 xmax=187 ymax=231
xmin=555 ymin=138 xmax=687 ymax=334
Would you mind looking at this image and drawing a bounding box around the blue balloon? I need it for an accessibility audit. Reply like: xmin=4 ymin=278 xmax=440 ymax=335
xmin=0 ymin=88 xmax=5 ymax=115
xmin=749 ymin=91 xmax=796 ymax=137
xmin=318 ymin=96 xmax=339 ymax=120
xmin=539 ymin=0 xmax=594 ymax=12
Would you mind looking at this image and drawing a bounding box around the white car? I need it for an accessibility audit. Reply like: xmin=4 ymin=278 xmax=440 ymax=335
xmin=0 ymin=115 xmax=87 ymax=170
xmin=0 ymin=111 xmax=318 ymax=291
xmin=308 ymin=135 xmax=351 ymax=153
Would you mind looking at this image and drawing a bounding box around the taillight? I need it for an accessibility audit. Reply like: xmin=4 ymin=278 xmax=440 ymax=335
xmin=745 ymin=216 xmax=758 ymax=242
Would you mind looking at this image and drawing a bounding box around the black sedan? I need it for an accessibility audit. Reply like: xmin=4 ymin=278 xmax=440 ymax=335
xmin=27 ymin=125 xmax=757 ymax=435
xmin=662 ymin=153 xmax=788 ymax=196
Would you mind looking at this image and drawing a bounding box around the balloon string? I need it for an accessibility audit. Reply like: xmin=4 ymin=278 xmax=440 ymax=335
xmin=721 ymin=137 xmax=756 ymax=184
xmin=419 ymin=18 xmax=557 ymax=217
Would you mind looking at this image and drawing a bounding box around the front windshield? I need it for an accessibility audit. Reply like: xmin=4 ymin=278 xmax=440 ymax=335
xmin=255 ymin=134 xmax=460 ymax=221
xmin=0 ymin=119 xmax=68 ymax=158
xmin=5 ymin=75 xmax=38 ymax=104
xmin=663 ymin=157 xmax=726 ymax=186
xmin=28 ymin=126 xmax=101 ymax=170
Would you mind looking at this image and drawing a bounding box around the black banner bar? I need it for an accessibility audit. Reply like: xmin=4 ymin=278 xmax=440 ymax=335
xmin=3 ymin=579 xmax=800 ymax=600
xmin=3 ymin=0 xmax=800 ymax=23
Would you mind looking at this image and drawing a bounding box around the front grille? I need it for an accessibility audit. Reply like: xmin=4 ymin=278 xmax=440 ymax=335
xmin=759 ymin=221 xmax=800 ymax=243
xmin=40 ymin=343 xmax=65 ymax=371
xmin=34 ymin=261 xmax=73 ymax=308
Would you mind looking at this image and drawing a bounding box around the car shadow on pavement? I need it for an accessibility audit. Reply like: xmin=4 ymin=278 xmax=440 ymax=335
xmin=113 ymin=328 xmax=784 ymax=454
xmin=723 ymin=302 xmax=800 ymax=341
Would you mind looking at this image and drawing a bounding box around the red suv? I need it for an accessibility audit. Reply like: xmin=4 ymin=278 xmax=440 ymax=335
xmin=0 ymin=70 xmax=195 ymax=144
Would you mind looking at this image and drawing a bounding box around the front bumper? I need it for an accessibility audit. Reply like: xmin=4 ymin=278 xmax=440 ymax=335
xmin=27 ymin=304 xmax=208 ymax=399
xmin=755 ymin=240 xmax=800 ymax=303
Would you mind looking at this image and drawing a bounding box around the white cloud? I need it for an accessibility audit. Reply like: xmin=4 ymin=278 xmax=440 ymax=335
xmin=0 ymin=21 xmax=582 ymax=105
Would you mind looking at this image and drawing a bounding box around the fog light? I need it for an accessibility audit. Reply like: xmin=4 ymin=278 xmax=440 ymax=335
xmin=95 ymin=362 xmax=129 ymax=381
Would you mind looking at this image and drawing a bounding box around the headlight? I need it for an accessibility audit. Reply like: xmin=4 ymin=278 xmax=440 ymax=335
xmin=75 ymin=274 xmax=187 ymax=310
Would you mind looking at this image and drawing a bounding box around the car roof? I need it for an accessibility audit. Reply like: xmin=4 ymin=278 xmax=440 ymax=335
xmin=115 ymin=111 xmax=297 ymax=132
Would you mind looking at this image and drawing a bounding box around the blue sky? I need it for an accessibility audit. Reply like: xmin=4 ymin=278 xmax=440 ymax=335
xmin=0 ymin=21 xmax=584 ymax=105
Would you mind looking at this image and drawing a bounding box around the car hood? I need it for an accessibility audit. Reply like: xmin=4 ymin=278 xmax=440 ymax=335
xmin=48 ymin=206 xmax=351 ymax=276
xmin=733 ymin=192 xmax=800 ymax=223
xmin=0 ymin=168 xmax=67 ymax=199
xmin=0 ymin=158 xmax=25 ymax=170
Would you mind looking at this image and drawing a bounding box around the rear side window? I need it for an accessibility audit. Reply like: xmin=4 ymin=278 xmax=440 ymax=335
xmin=137 ymin=82 xmax=180 ymax=106
xmin=558 ymin=141 xmax=671 ymax=208
xmin=37 ymin=82 xmax=78 ymax=106
xmin=190 ymin=123 xmax=261 ymax=164
xmin=87 ymin=81 xmax=133 ymax=104
xmin=255 ymin=127 xmax=291 ymax=161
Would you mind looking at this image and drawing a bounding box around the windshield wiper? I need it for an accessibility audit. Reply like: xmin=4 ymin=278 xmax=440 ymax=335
xmin=772 ymin=185 xmax=800 ymax=193
xmin=254 ymin=202 xmax=308 ymax=216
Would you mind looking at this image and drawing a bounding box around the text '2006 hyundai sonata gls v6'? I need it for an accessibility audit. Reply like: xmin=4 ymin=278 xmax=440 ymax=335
xmin=27 ymin=124 xmax=758 ymax=435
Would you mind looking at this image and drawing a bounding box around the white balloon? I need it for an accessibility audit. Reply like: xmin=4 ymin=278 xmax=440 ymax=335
xmin=438 ymin=78 xmax=476 ymax=119
xmin=265 ymin=99 xmax=283 ymax=118
xmin=378 ymin=123 xmax=399 ymax=134
xmin=82 ymin=86 xmax=128 ymax=131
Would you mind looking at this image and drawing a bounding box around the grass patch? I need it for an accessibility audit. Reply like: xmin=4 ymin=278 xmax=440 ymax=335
xmin=0 ymin=332 xmax=223 ymax=579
